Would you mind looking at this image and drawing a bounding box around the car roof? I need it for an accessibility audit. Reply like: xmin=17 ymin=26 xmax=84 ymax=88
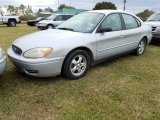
xmin=87 ymin=10 xmax=134 ymax=15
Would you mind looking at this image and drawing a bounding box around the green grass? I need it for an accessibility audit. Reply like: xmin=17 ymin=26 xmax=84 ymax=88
xmin=0 ymin=24 xmax=160 ymax=120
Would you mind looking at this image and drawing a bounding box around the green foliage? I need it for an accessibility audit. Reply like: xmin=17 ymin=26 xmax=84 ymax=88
xmin=6 ymin=4 xmax=33 ymax=16
xmin=44 ymin=7 xmax=53 ymax=12
xmin=20 ymin=15 xmax=37 ymax=21
xmin=93 ymin=1 xmax=117 ymax=10
xmin=58 ymin=4 xmax=75 ymax=9
xmin=136 ymin=9 xmax=154 ymax=21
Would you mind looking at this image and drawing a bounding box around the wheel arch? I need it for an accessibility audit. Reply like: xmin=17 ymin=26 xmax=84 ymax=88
xmin=142 ymin=36 xmax=148 ymax=44
xmin=62 ymin=47 xmax=94 ymax=69
xmin=8 ymin=18 xmax=16 ymax=23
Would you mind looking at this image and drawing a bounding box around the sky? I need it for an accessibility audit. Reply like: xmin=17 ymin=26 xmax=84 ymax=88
xmin=0 ymin=0 xmax=159 ymax=14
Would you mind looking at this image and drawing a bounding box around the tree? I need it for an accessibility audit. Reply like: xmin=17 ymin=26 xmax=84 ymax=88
xmin=44 ymin=7 xmax=53 ymax=12
xmin=14 ymin=7 xmax=19 ymax=15
xmin=58 ymin=4 xmax=75 ymax=9
xmin=136 ymin=9 xmax=154 ymax=21
xmin=7 ymin=5 xmax=15 ymax=15
xmin=37 ymin=8 xmax=44 ymax=13
xmin=19 ymin=4 xmax=26 ymax=16
xmin=25 ymin=5 xmax=33 ymax=15
xmin=0 ymin=6 xmax=4 ymax=14
xmin=93 ymin=1 xmax=117 ymax=10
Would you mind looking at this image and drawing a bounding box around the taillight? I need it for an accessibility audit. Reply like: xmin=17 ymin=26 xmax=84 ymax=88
xmin=18 ymin=16 xmax=20 ymax=20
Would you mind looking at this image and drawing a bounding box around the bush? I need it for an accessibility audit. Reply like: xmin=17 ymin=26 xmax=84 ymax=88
xmin=20 ymin=15 xmax=38 ymax=21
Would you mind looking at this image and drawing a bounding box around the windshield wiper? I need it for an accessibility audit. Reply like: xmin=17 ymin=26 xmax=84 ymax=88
xmin=57 ymin=27 xmax=74 ymax=31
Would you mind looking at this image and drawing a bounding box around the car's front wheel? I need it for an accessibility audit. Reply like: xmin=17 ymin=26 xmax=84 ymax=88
xmin=135 ymin=38 xmax=146 ymax=55
xmin=62 ymin=50 xmax=90 ymax=80
xmin=47 ymin=24 xmax=54 ymax=29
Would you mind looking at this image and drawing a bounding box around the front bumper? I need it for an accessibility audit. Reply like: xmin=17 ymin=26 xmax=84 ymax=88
xmin=37 ymin=25 xmax=47 ymax=30
xmin=8 ymin=47 xmax=65 ymax=77
xmin=0 ymin=55 xmax=7 ymax=75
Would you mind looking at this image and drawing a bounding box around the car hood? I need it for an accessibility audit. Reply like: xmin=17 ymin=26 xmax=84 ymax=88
xmin=12 ymin=29 xmax=85 ymax=52
xmin=38 ymin=20 xmax=53 ymax=24
xmin=145 ymin=21 xmax=160 ymax=27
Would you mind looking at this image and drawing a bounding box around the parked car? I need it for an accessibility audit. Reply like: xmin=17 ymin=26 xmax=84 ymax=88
xmin=0 ymin=12 xmax=21 ymax=27
xmin=27 ymin=17 xmax=47 ymax=26
xmin=145 ymin=13 xmax=160 ymax=38
xmin=0 ymin=47 xmax=7 ymax=75
xmin=8 ymin=10 xmax=152 ymax=80
xmin=36 ymin=14 xmax=73 ymax=30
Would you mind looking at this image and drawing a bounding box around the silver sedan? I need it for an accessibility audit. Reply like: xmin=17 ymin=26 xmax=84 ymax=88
xmin=8 ymin=10 xmax=152 ymax=80
xmin=0 ymin=47 xmax=7 ymax=75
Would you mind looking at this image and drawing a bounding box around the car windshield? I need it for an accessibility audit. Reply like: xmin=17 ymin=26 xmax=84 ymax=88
xmin=47 ymin=15 xmax=57 ymax=20
xmin=36 ymin=17 xmax=43 ymax=20
xmin=147 ymin=13 xmax=160 ymax=21
xmin=56 ymin=12 xmax=105 ymax=33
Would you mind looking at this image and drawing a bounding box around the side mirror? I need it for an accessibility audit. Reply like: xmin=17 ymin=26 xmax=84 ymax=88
xmin=100 ymin=26 xmax=112 ymax=33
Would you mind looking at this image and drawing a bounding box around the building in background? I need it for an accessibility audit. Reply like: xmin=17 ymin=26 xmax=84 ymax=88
xmin=53 ymin=8 xmax=88 ymax=14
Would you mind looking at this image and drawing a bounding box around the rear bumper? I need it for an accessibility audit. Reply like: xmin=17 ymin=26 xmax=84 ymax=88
xmin=37 ymin=25 xmax=47 ymax=30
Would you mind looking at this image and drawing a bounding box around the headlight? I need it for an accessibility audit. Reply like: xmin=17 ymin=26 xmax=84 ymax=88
xmin=156 ymin=27 xmax=160 ymax=32
xmin=23 ymin=48 xmax=53 ymax=58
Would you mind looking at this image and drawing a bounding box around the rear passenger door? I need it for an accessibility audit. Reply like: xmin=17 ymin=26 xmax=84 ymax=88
xmin=120 ymin=13 xmax=142 ymax=50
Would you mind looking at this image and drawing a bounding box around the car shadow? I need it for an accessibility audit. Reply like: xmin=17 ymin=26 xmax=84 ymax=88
xmin=150 ymin=38 xmax=160 ymax=46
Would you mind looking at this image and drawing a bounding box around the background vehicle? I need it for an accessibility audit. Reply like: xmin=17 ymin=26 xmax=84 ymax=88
xmin=27 ymin=17 xmax=47 ymax=26
xmin=37 ymin=14 xmax=73 ymax=30
xmin=8 ymin=10 xmax=152 ymax=80
xmin=145 ymin=13 xmax=160 ymax=38
xmin=0 ymin=12 xmax=21 ymax=27
xmin=0 ymin=47 xmax=7 ymax=75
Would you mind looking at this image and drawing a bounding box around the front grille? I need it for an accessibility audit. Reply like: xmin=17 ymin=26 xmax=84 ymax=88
xmin=152 ymin=27 xmax=157 ymax=31
xmin=12 ymin=45 xmax=22 ymax=55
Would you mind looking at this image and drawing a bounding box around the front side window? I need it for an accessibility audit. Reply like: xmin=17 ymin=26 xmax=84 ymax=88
xmin=122 ymin=14 xmax=139 ymax=30
xmin=101 ymin=13 xmax=122 ymax=31
xmin=55 ymin=15 xmax=63 ymax=21
xmin=63 ymin=15 xmax=73 ymax=20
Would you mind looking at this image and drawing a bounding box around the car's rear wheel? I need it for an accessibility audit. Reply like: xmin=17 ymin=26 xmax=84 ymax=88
xmin=8 ymin=20 xmax=16 ymax=27
xmin=135 ymin=38 xmax=146 ymax=56
xmin=62 ymin=50 xmax=90 ymax=80
xmin=47 ymin=24 xmax=54 ymax=29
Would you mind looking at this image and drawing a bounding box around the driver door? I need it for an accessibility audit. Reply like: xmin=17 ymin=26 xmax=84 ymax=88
xmin=96 ymin=13 xmax=126 ymax=61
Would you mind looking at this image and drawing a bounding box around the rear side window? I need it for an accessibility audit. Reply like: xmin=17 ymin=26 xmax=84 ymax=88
xmin=63 ymin=15 xmax=73 ymax=20
xmin=121 ymin=14 xmax=139 ymax=30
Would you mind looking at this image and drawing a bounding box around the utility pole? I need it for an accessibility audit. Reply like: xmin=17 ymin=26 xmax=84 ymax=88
xmin=58 ymin=0 xmax=59 ymax=9
xmin=123 ymin=0 xmax=126 ymax=11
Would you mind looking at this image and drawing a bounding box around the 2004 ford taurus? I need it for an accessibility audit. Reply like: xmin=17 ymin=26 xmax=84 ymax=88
xmin=7 ymin=10 xmax=152 ymax=80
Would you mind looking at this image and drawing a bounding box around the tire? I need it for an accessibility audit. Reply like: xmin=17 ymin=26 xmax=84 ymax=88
xmin=8 ymin=20 xmax=16 ymax=27
xmin=135 ymin=38 xmax=146 ymax=56
xmin=62 ymin=50 xmax=90 ymax=80
xmin=47 ymin=24 xmax=54 ymax=29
